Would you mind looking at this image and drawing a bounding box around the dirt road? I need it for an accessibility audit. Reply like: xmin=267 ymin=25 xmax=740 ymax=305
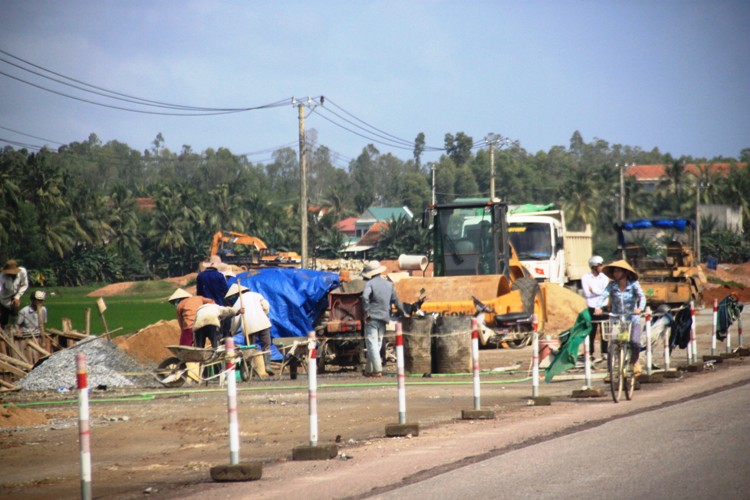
xmin=1 ymin=308 xmax=748 ymax=499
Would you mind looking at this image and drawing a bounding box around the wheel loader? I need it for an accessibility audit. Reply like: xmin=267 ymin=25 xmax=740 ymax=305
xmin=394 ymin=200 xmax=547 ymax=348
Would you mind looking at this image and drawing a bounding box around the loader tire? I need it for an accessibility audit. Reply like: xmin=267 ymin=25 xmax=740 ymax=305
xmin=511 ymin=277 xmax=545 ymax=325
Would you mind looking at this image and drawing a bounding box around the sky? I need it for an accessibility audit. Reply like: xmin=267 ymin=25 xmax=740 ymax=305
xmin=1 ymin=0 xmax=748 ymax=168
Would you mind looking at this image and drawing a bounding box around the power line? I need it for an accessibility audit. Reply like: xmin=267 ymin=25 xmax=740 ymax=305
xmin=0 ymin=125 xmax=65 ymax=145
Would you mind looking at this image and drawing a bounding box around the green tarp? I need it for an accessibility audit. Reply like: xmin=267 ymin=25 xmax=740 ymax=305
xmin=544 ymin=308 xmax=592 ymax=382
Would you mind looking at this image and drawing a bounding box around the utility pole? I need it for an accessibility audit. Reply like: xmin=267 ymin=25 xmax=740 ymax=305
xmin=618 ymin=162 xmax=625 ymax=222
xmin=489 ymin=139 xmax=496 ymax=200
xmin=431 ymin=163 xmax=436 ymax=205
xmin=298 ymin=101 xmax=308 ymax=269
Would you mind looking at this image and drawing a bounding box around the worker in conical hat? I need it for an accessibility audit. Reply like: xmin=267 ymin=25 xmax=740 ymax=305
xmin=167 ymin=288 xmax=215 ymax=346
xmin=594 ymin=259 xmax=647 ymax=377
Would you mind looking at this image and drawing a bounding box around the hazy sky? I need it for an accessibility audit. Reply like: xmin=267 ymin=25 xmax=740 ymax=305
xmin=1 ymin=0 xmax=748 ymax=167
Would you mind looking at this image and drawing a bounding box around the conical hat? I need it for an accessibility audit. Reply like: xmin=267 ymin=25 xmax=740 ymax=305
xmin=602 ymin=260 xmax=638 ymax=281
xmin=225 ymin=282 xmax=250 ymax=298
xmin=168 ymin=288 xmax=192 ymax=302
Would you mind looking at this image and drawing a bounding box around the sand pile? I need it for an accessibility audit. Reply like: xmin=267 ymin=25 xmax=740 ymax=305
xmin=0 ymin=405 xmax=47 ymax=428
xmin=542 ymin=284 xmax=587 ymax=335
xmin=113 ymin=319 xmax=180 ymax=364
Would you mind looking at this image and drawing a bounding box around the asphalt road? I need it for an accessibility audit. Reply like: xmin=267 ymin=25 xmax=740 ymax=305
xmin=373 ymin=382 xmax=750 ymax=500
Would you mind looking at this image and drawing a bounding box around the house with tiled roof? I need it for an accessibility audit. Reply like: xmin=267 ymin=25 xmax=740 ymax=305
xmin=625 ymin=163 xmax=746 ymax=192
xmin=341 ymin=206 xmax=413 ymax=256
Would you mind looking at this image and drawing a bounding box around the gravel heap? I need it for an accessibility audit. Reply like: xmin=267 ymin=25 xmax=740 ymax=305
xmin=19 ymin=336 xmax=161 ymax=391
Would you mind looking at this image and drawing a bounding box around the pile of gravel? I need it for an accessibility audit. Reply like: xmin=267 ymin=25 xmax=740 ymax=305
xmin=19 ymin=336 xmax=161 ymax=391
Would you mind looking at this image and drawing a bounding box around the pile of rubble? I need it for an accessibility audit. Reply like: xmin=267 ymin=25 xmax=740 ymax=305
xmin=18 ymin=336 xmax=160 ymax=391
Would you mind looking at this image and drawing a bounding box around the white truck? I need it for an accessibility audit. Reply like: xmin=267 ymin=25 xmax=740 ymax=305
xmin=506 ymin=205 xmax=592 ymax=290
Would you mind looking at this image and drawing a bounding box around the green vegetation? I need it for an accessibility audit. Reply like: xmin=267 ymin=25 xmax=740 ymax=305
xmin=1 ymin=133 xmax=749 ymax=287
xmin=39 ymin=283 xmax=176 ymax=338
xmin=706 ymin=276 xmax=747 ymax=289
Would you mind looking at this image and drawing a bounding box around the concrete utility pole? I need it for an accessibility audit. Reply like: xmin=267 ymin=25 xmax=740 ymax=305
xmin=696 ymin=182 xmax=702 ymax=263
xmin=298 ymin=101 xmax=308 ymax=268
xmin=431 ymin=163 xmax=436 ymax=205
xmin=488 ymin=139 xmax=496 ymax=201
xmin=618 ymin=162 xmax=625 ymax=223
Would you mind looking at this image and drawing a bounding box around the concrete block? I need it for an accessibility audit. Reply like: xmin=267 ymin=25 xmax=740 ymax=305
xmin=385 ymin=422 xmax=420 ymax=437
xmin=661 ymin=369 xmax=683 ymax=379
xmin=720 ymin=352 xmax=739 ymax=360
xmin=637 ymin=373 xmax=664 ymax=383
xmin=687 ymin=362 xmax=704 ymax=372
xmin=210 ymin=462 xmax=263 ymax=482
xmin=571 ymin=388 xmax=606 ymax=398
xmin=528 ymin=396 xmax=551 ymax=406
xmin=735 ymin=347 xmax=750 ymax=357
xmin=702 ymin=355 xmax=724 ymax=363
xmin=292 ymin=444 xmax=339 ymax=461
xmin=461 ymin=409 xmax=495 ymax=420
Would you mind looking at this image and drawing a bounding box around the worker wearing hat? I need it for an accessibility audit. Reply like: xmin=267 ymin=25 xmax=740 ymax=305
xmin=225 ymin=282 xmax=274 ymax=376
xmin=17 ymin=290 xmax=47 ymax=337
xmin=1 ymin=259 xmax=29 ymax=329
xmin=167 ymin=288 xmax=216 ymax=346
xmin=582 ymin=255 xmax=610 ymax=361
xmin=594 ymin=260 xmax=647 ymax=377
xmin=361 ymin=260 xmax=407 ymax=377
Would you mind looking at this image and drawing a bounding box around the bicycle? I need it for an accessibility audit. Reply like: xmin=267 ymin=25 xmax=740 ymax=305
xmin=601 ymin=313 xmax=640 ymax=403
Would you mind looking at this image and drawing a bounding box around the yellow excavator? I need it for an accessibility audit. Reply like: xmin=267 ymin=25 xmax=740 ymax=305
xmin=209 ymin=230 xmax=301 ymax=268
xmin=395 ymin=200 xmax=547 ymax=348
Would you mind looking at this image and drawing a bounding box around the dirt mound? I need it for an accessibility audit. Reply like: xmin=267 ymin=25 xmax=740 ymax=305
xmin=113 ymin=320 xmax=180 ymax=364
xmin=0 ymin=405 xmax=47 ymax=428
xmin=543 ymin=284 xmax=587 ymax=335
xmin=88 ymin=282 xmax=136 ymax=297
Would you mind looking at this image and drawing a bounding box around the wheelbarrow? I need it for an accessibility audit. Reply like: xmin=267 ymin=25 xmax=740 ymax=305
xmin=154 ymin=344 xmax=259 ymax=387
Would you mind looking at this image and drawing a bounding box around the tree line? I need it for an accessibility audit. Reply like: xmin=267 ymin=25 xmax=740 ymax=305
xmin=1 ymin=131 xmax=748 ymax=286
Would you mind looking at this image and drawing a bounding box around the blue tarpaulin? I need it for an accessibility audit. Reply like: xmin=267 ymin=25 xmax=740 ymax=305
xmin=227 ymin=268 xmax=340 ymax=359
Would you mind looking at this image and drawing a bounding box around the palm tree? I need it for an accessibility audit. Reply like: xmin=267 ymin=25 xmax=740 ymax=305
xmin=560 ymin=174 xmax=599 ymax=230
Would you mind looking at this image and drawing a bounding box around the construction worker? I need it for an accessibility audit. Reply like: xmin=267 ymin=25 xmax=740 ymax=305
xmin=167 ymin=288 xmax=215 ymax=346
xmin=1 ymin=259 xmax=29 ymax=329
xmin=17 ymin=290 xmax=47 ymax=337
xmin=361 ymin=260 xmax=407 ymax=377
xmin=225 ymin=282 xmax=274 ymax=376
xmin=582 ymin=255 xmax=610 ymax=361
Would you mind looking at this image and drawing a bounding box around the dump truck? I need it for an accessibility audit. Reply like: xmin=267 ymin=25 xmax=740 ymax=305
xmin=615 ymin=218 xmax=706 ymax=308
xmin=208 ymin=230 xmax=301 ymax=269
xmin=507 ymin=205 xmax=592 ymax=290
xmin=394 ymin=200 xmax=547 ymax=348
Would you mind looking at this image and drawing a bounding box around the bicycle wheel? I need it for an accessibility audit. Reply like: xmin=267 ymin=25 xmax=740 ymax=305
xmin=609 ymin=344 xmax=623 ymax=403
xmin=624 ymin=346 xmax=635 ymax=400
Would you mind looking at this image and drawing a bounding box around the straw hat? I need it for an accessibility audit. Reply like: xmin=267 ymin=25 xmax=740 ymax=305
xmin=2 ymin=259 xmax=20 ymax=275
xmin=167 ymin=288 xmax=192 ymax=302
xmin=362 ymin=260 xmax=387 ymax=279
xmin=602 ymin=260 xmax=638 ymax=281
xmin=225 ymin=282 xmax=250 ymax=298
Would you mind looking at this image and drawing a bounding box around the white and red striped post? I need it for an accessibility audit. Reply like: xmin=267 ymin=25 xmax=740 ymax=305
xmin=739 ymin=313 xmax=744 ymax=347
xmin=395 ymin=322 xmax=407 ymax=424
xmin=711 ymin=298 xmax=718 ymax=355
xmin=690 ymin=300 xmax=697 ymax=363
xmin=224 ymin=337 xmax=240 ymax=465
xmin=76 ymin=353 xmax=92 ymax=500
xmin=663 ymin=311 xmax=671 ymax=371
xmin=470 ymin=318 xmax=481 ymax=410
xmin=531 ymin=314 xmax=539 ymax=398
xmin=582 ymin=328 xmax=592 ymax=389
xmin=645 ymin=308 xmax=652 ymax=376
xmin=725 ymin=302 xmax=732 ymax=353
xmin=307 ymin=330 xmax=318 ymax=446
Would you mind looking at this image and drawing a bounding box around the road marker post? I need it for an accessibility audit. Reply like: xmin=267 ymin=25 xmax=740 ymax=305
xmin=572 ymin=327 xmax=605 ymax=398
xmin=639 ymin=308 xmax=663 ymax=383
xmin=293 ymin=331 xmax=338 ymax=460
xmin=210 ymin=337 xmax=263 ymax=481
xmin=712 ymin=299 xmax=718 ymax=355
xmin=688 ymin=300 xmax=705 ymax=372
xmin=76 ymin=354 xmax=92 ymax=500
xmin=529 ymin=315 xmax=551 ymax=405
xmin=386 ymin=322 xmax=420 ymax=436
xmin=462 ymin=318 xmax=495 ymax=419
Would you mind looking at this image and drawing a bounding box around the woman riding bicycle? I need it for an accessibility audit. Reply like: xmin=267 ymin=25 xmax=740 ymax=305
xmin=594 ymin=260 xmax=647 ymax=376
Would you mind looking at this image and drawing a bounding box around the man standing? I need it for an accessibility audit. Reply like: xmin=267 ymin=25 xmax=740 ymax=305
xmin=1 ymin=259 xmax=29 ymax=329
xmin=582 ymin=255 xmax=610 ymax=360
xmin=226 ymin=283 xmax=274 ymax=376
xmin=196 ymin=255 xmax=229 ymax=306
xmin=17 ymin=290 xmax=47 ymax=337
xmin=168 ymin=288 xmax=215 ymax=346
xmin=361 ymin=260 xmax=406 ymax=378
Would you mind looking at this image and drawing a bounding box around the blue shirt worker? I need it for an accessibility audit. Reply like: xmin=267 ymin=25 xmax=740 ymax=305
xmin=361 ymin=260 xmax=406 ymax=378
xmin=594 ymin=260 xmax=647 ymax=376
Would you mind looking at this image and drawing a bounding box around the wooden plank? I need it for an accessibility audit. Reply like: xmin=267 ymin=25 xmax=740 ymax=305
xmin=0 ymin=329 xmax=31 ymax=364
xmin=0 ymin=352 xmax=33 ymax=371
xmin=0 ymin=359 xmax=26 ymax=377
xmin=47 ymin=328 xmax=89 ymax=340
xmin=0 ymin=378 xmax=18 ymax=390
xmin=25 ymin=340 xmax=51 ymax=357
